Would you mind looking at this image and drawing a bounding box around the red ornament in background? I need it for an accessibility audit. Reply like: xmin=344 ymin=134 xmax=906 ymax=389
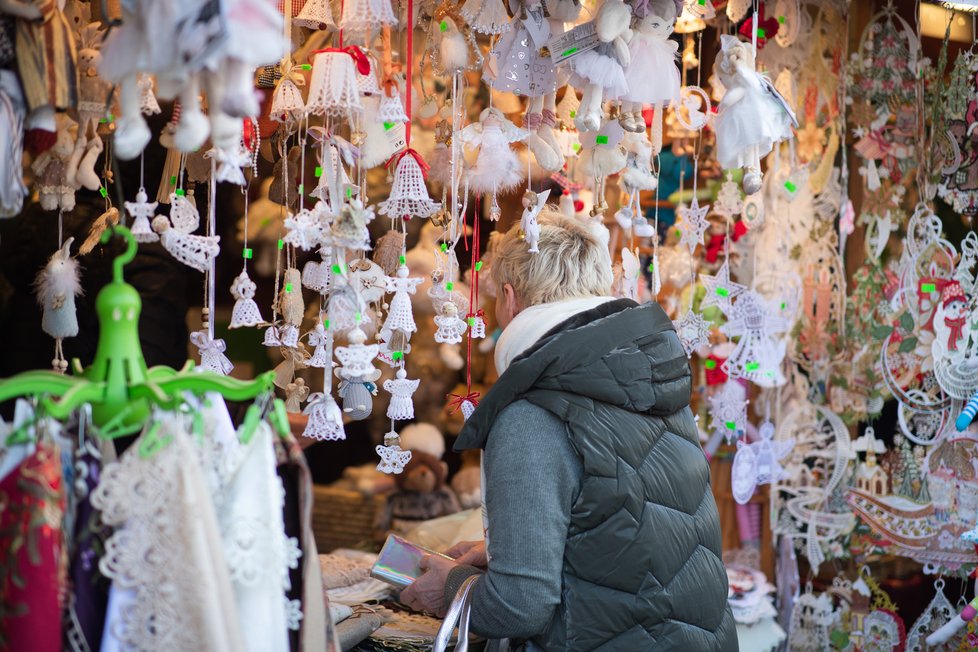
xmin=739 ymin=4 xmax=780 ymax=49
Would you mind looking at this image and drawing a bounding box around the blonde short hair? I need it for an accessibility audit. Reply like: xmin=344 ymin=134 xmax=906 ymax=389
xmin=489 ymin=208 xmax=613 ymax=307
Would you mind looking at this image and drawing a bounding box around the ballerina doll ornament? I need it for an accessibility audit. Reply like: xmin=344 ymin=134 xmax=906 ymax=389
xmin=713 ymin=34 xmax=797 ymax=195
xmin=570 ymin=0 xmax=632 ymax=133
xmin=618 ymin=0 xmax=682 ymax=134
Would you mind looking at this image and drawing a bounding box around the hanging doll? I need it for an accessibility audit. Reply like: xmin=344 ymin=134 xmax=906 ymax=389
xmin=384 ymin=369 xmax=420 ymax=421
xmin=520 ymin=188 xmax=550 ymax=253
xmin=460 ymin=107 xmax=528 ymax=198
xmin=383 ymin=263 xmax=423 ymax=348
xmin=32 ymin=112 xmax=79 ymax=212
xmin=307 ymin=321 xmax=333 ymax=368
xmin=68 ymin=22 xmax=111 ymax=192
xmin=335 ymin=327 xmax=382 ymax=420
xmin=125 ymin=189 xmax=159 ymax=243
xmin=151 ymin=193 xmax=221 ymax=273
xmin=569 ymin=0 xmax=632 ymax=133
xmin=434 ymin=301 xmax=469 ymax=344
xmin=485 ymin=0 xmax=556 ymax=98
xmin=618 ymin=0 xmax=682 ymax=134
xmin=34 ymin=237 xmax=81 ymax=372
xmin=3 ymin=0 xmax=78 ymax=155
xmin=713 ymin=34 xmax=797 ymax=195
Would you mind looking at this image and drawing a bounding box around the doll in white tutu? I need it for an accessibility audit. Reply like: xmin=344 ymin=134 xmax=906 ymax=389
xmin=570 ymin=0 xmax=632 ymax=132
xmin=459 ymin=107 xmax=528 ymax=197
xmin=618 ymin=0 xmax=682 ymax=133
xmin=713 ymin=34 xmax=797 ymax=195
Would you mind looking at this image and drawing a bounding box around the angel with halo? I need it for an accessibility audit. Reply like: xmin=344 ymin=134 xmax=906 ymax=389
xmin=152 ymin=193 xmax=220 ymax=273
xmin=459 ymin=107 xmax=528 ymax=202
xmin=520 ymin=188 xmax=551 ymax=253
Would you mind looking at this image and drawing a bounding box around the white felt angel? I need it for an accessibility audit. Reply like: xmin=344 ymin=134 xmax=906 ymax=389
xmin=35 ymin=237 xmax=81 ymax=372
xmin=720 ymin=290 xmax=789 ymax=387
xmin=520 ymin=188 xmax=551 ymax=253
xmin=384 ymin=368 xmax=420 ymax=421
xmin=152 ymin=194 xmax=220 ymax=273
xmin=713 ymin=35 xmax=797 ymax=195
xmin=384 ymin=264 xmax=424 ymax=334
xmin=460 ymin=107 xmax=528 ymax=197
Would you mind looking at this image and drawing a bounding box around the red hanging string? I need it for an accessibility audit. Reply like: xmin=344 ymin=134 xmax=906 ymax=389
xmin=405 ymin=0 xmax=413 ymax=147
xmin=465 ymin=212 xmax=481 ymax=393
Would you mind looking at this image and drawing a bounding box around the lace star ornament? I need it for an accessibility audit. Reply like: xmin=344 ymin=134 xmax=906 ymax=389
xmin=700 ymin=261 xmax=747 ymax=310
xmin=677 ymin=198 xmax=711 ymax=254
xmin=283 ymin=209 xmax=326 ymax=251
xmin=674 ymin=309 xmax=711 ymax=358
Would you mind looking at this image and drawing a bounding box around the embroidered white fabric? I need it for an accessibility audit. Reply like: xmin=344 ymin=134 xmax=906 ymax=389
xmin=157 ymin=226 xmax=221 ymax=273
xmin=302 ymin=393 xmax=346 ymax=441
xmin=460 ymin=0 xmax=511 ymax=35
xmin=378 ymin=156 xmax=441 ymax=219
xmin=339 ymin=0 xmax=398 ymax=33
xmin=307 ymin=52 xmax=363 ymax=116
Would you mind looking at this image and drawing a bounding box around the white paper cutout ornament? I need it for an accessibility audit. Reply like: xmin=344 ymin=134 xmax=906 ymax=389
xmin=700 ymin=261 xmax=747 ymax=311
xmin=709 ymin=380 xmax=748 ymax=443
xmin=906 ymin=580 xmax=956 ymax=651
xmin=677 ymin=197 xmax=711 ymax=254
xmin=720 ymin=290 xmax=789 ymax=387
xmin=673 ymin=309 xmax=711 ymax=358
xmin=732 ymin=419 xmax=794 ymax=505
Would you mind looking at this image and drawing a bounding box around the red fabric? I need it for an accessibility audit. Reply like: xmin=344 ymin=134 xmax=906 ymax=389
xmin=739 ymin=6 xmax=780 ymax=49
xmin=24 ymin=128 xmax=57 ymax=157
xmin=309 ymin=46 xmax=371 ymax=75
xmin=704 ymin=355 xmax=728 ymax=386
xmin=0 ymin=444 xmax=64 ymax=652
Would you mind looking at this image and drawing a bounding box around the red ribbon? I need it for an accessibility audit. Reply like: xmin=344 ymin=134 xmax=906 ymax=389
xmin=704 ymin=355 xmax=728 ymax=386
xmin=309 ymin=46 xmax=371 ymax=76
xmin=467 ymin=309 xmax=486 ymax=321
xmin=385 ymin=148 xmax=430 ymax=177
xmin=447 ymin=392 xmax=481 ymax=413
xmin=705 ymin=221 xmax=747 ymax=264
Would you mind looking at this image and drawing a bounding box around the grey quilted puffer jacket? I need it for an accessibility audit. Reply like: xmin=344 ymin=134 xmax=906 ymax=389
xmin=456 ymin=299 xmax=738 ymax=651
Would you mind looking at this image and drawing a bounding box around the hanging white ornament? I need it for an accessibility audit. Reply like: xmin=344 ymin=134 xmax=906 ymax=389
xmin=229 ymin=270 xmax=265 ymax=329
xmin=270 ymin=60 xmax=307 ymax=123
xmin=384 ymin=264 xmax=423 ymax=333
xmin=152 ymin=195 xmax=220 ymax=273
xmin=673 ymin=309 xmax=711 ymax=357
xmin=283 ymin=208 xmax=327 ymax=251
xmin=307 ymin=322 xmax=334 ymax=368
xmin=137 ymin=73 xmax=161 ymax=116
xmin=713 ymin=174 xmax=743 ymax=219
xmin=720 ymin=291 xmax=789 ymax=387
xmin=331 ymin=199 xmax=376 ymax=250
xmin=190 ymin=330 xmax=234 ymax=375
xmin=469 ymin=312 xmax=487 ymax=339
xmin=302 ymin=248 xmax=333 ymax=293
xmin=35 ymin=237 xmax=82 ymax=372
xmin=339 ymin=0 xmax=397 ymax=33
xmin=263 ymin=325 xmax=283 ymax=347
xmin=335 ymin=326 xmax=382 ymax=419
xmin=125 ymin=188 xmax=160 ymax=243
xmin=307 ymin=48 xmax=365 ymax=116
xmin=302 ymin=392 xmax=346 ymax=441
xmin=677 ymin=197 xmax=710 ymax=254
xmin=460 ymin=0 xmax=511 ymax=35
xmin=208 ymin=144 xmax=252 ymax=186
xmin=376 ymin=431 xmax=413 ymax=474
xmin=384 ymin=368 xmax=420 ymax=421
xmin=355 ymin=56 xmax=383 ymax=96
xmin=378 ymin=88 xmax=410 ymax=124
xmin=293 ymin=0 xmax=335 ymax=29
xmin=378 ymin=151 xmax=441 ymax=220
xmin=906 ymin=580 xmax=956 ymax=650
xmin=434 ymin=302 xmax=469 ymax=344
xmin=699 ymin=261 xmax=747 ymax=311
xmin=731 ymin=419 xmax=794 ymax=505
xmin=285 ymin=377 xmax=311 ymax=413
xmin=708 ymin=380 xmax=748 ymax=443
xmin=520 ymin=189 xmax=550 ymax=254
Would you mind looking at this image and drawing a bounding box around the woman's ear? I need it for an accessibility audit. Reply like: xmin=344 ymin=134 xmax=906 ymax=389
xmin=504 ymin=282 xmax=521 ymax=317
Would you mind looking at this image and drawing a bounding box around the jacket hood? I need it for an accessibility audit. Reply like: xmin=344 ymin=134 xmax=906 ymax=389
xmin=456 ymin=299 xmax=692 ymax=451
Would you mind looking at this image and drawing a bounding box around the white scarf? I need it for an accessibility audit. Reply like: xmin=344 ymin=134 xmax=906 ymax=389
xmin=494 ymin=296 xmax=618 ymax=374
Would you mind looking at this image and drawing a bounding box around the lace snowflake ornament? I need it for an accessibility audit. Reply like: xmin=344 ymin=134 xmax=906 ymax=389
xmin=302 ymin=392 xmax=346 ymax=441
xmin=125 ymin=188 xmax=159 ymax=243
xmin=720 ymin=290 xmax=789 ymax=387
xmin=384 ymin=369 xmax=420 ymax=421
xmin=376 ymin=431 xmax=413 ymax=474
xmin=208 ymin=144 xmax=252 ymax=186
xmin=700 ymin=261 xmax=747 ymax=311
xmin=283 ymin=209 xmax=327 ymax=251
xmin=673 ymin=309 xmax=711 ymax=357
xmin=677 ymin=198 xmax=711 ymax=254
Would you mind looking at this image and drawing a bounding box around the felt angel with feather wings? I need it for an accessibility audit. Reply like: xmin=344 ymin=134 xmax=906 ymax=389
xmin=459 ymin=107 xmax=528 ymax=197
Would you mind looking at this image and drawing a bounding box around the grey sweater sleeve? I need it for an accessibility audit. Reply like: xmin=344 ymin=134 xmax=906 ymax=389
xmin=449 ymin=400 xmax=583 ymax=640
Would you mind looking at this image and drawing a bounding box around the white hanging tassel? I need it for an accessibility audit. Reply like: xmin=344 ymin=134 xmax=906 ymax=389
xmin=293 ymin=0 xmax=335 ymax=29
xmin=307 ymin=49 xmax=365 ymax=116
xmin=125 ymin=188 xmax=160 ymax=243
xmin=378 ymin=151 xmax=441 ymax=219
xmin=302 ymin=392 xmax=346 ymax=441
xmin=384 ymin=368 xmax=420 ymax=420
xmin=35 ymin=237 xmax=82 ymax=373
xmin=376 ymin=430 xmax=413 ymax=474
xmin=307 ymin=322 xmax=333 ymax=368
xmin=190 ymin=330 xmax=234 ymax=375
xmin=229 ymin=270 xmax=265 ymax=328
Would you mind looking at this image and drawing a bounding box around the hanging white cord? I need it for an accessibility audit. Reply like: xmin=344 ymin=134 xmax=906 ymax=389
xmin=208 ymin=159 xmax=217 ymax=341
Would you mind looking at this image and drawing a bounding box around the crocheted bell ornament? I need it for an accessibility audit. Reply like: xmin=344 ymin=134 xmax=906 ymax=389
xmin=302 ymin=392 xmax=346 ymax=441
xmin=339 ymin=0 xmax=397 ymax=33
xmin=376 ymin=431 xmax=413 ymax=474
xmin=378 ymin=150 xmax=441 ymax=220
xmin=271 ymin=60 xmax=308 ymax=123
xmin=307 ymin=48 xmax=368 ymax=116
xmin=293 ymin=0 xmax=335 ymax=29
xmin=191 ymin=330 xmax=233 ymax=376
xmin=229 ymin=270 xmax=265 ymax=329
xmin=384 ymin=368 xmax=420 ymax=421
xmin=125 ymin=188 xmax=159 ymax=243
xmin=378 ymin=90 xmax=410 ymax=124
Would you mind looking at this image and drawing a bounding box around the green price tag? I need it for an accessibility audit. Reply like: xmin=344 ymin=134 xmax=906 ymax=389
xmin=698 ymin=0 xmax=706 ymax=4
xmin=716 ymin=287 xmax=729 ymax=297
xmin=757 ymin=27 xmax=767 ymax=39
xmin=384 ymin=122 xmax=395 ymax=131
xmin=99 ymin=186 xmax=108 ymax=198
xmin=298 ymin=184 xmax=304 ymax=194
xmin=561 ymin=47 xmax=578 ymax=57
xmin=746 ymin=361 xmax=760 ymax=371
xmin=301 ymin=63 xmax=312 ymax=71
xmin=704 ymin=359 xmax=717 ymax=370
xmin=475 ymin=261 xmax=483 ymax=271
xmin=277 ymin=238 xmax=284 ymax=250
xmin=570 ymin=110 xmax=576 ymax=118
xmin=922 ymin=282 xmax=936 ymax=293
xmin=647 ymin=262 xmax=655 ymax=272
xmin=331 ymin=263 xmax=343 ymax=274
xmin=778 ymin=15 xmax=785 ymax=23
xmin=467 ymin=317 xmax=475 ymax=326
xmin=324 ymin=319 xmax=330 ymax=329
xmin=440 ymin=243 xmax=448 ymax=252
xmin=595 ymin=135 xmax=609 ymax=145
xmin=784 ymin=180 xmax=797 ymax=193
xmin=725 ymin=421 xmax=736 ymax=430
xmin=243 ymin=247 xmax=253 ymax=259
xmin=346 ymin=188 xmax=353 ymax=198
xmin=446 ymin=282 xmax=454 ymax=291
xmin=780 ymin=302 xmax=786 ymax=310
xmin=399 ymin=254 xmax=406 ymax=265
xmin=355 ymin=312 xmax=362 ymax=323
xmin=440 ymin=20 xmax=447 ymax=32
xmin=572 ymin=143 xmax=581 ymax=153
xmin=315 ymin=166 xmax=323 ymax=177
xmin=285 ymin=283 xmax=293 ymax=293
xmin=392 ymin=351 xmax=404 ymax=361
xmin=170 ymin=175 xmax=177 ymax=185
xmin=175 ymin=189 xmax=185 ymax=197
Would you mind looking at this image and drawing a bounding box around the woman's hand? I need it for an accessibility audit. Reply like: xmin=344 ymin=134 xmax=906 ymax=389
xmin=446 ymin=540 xmax=488 ymax=568
xmin=399 ymin=555 xmax=458 ymax=617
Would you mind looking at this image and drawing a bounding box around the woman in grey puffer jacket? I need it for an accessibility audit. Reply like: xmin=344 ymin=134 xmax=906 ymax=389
xmin=401 ymin=210 xmax=738 ymax=651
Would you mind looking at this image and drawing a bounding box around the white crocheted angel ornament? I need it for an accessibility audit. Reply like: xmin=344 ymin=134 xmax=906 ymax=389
xmin=520 ymin=188 xmax=551 ymax=253
xmin=459 ymin=107 xmax=528 ymax=197
xmin=376 ymin=431 xmax=413 ymax=474
xmin=384 ymin=368 xmax=420 ymax=421
xmin=434 ymin=301 xmax=469 ymax=344
xmin=152 ymin=194 xmax=220 ymax=273
xmin=384 ymin=264 xmax=424 ymax=334
xmin=125 ymin=188 xmax=159 ymax=243
xmin=35 ymin=237 xmax=82 ymax=372
xmin=307 ymin=321 xmax=334 ymax=368
xmin=229 ymin=270 xmax=265 ymax=329
xmin=720 ymin=290 xmax=789 ymax=387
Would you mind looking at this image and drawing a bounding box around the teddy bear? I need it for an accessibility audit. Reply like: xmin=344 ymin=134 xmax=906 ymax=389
xmin=379 ymin=450 xmax=461 ymax=535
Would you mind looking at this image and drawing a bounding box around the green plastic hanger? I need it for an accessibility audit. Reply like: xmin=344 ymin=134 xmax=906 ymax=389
xmin=0 ymin=225 xmax=276 ymax=440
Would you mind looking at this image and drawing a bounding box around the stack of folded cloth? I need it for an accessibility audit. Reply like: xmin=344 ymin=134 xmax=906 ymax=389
xmin=321 ymin=550 xmax=397 ymax=651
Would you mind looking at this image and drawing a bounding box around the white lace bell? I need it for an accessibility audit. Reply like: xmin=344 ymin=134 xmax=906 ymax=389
xmin=271 ymin=77 xmax=307 ymax=123
xmin=280 ymin=324 xmax=300 ymax=348
xmin=302 ymin=392 xmax=346 ymax=441
xmin=384 ymin=368 xmax=419 ymax=421
xmin=469 ymin=313 xmax=486 ymax=339
xmin=378 ymin=152 xmax=441 ymax=219
xmin=460 ymin=399 xmax=476 ymax=420
xmin=125 ymin=189 xmax=159 ymax=243
xmin=377 ymin=90 xmax=410 ymax=123
xmin=293 ymin=0 xmax=335 ymax=29
xmin=307 ymin=50 xmax=363 ymax=116
xmin=229 ymin=270 xmax=265 ymax=328
xmin=263 ymin=325 xmax=282 ymax=347
xmin=339 ymin=0 xmax=397 ymax=33
xmin=356 ymin=57 xmax=382 ymax=95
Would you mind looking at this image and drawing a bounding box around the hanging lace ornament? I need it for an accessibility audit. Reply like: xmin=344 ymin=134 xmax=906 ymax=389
xmin=229 ymin=271 xmax=264 ymax=329
xmin=283 ymin=208 xmax=326 ymax=251
xmin=720 ymin=291 xmax=789 ymax=387
xmin=677 ymin=198 xmax=710 ymax=254
xmin=263 ymin=325 xmax=282 ymax=347
xmin=356 ymin=56 xmax=383 ymax=95
xmin=302 ymin=249 xmax=333 ymax=294
xmin=937 ymin=47 xmax=978 ymax=217
xmin=335 ymin=326 xmax=381 ymax=419
xmin=285 ymin=377 xmax=311 ymax=413
xmin=152 ymin=196 xmax=220 ymax=273
xmin=384 ymin=369 xmax=420 ymax=421
xmin=208 ymin=144 xmax=252 ymax=186
xmin=468 ymin=311 xmax=487 ymax=339
xmin=280 ymin=325 xmax=301 ymax=349
xmin=332 ymin=199 xmax=376 ymax=250
xmin=615 ymin=248 xmax=641 ymax=302
xmin=434 ymin=302 xmax=469 ymax=344
xmin=191 ymin=330 xmax=234 ymax=375
xmin=378 ymin=150 xmax=441 ymax=220
xmin=373 ymin=230 xmax=407 ymax=276
xmin=708 ymin=380 xmax=748 ymax=443
xmin=376 ymin=431 xmax=413 ymax=474
xmin=378 ymin=89 xmax=410 ymax=124
xmin=700 ymin=261 xmax=747 ymax=311
xmin=302 ymin=392 xmax=346 ymax=441
xmin=137 ymin=73 xmax=161 ymax=116
xmin=673 ymin=309 xmax=711 ymax=358
xmin=125 ymin=188 xmax=160 ymax=243
xmin=307 ymin=322 xmax=333 ymax=368
xmin=713 ymin=174 xmax=744 ymax=219
xmin=307 ymin=47 xmax=368 ymax=116
xmin=787 ymin=589 xmax=836 ymax=651
xmin=294 ymin=0 xmax=335 ymax=29
xmin=35 ymin=237 xmax=81 ymax=372
xmin=339 ymin=0 xmax=397 ymax=32
xmin=280 ymin=268 xmax=304 ymax=330
xmin=460 ymin=0 xmax=511 ymax=35
xmin=905 ymin=580 xmax=956 ymax=650
xmin=732 ymin=419 xmax=794 ymax=505
xmin=520 ymin=189 xmax=550 ymax=254
xmin=270 ymin=60 xmax=307 ymax=123
xmin=384 ymin=264 xmax=423 ymax=333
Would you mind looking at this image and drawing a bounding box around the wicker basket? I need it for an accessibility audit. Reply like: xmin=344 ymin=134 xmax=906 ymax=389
xmin=312 ymin=484 xmax=388 ymax=553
